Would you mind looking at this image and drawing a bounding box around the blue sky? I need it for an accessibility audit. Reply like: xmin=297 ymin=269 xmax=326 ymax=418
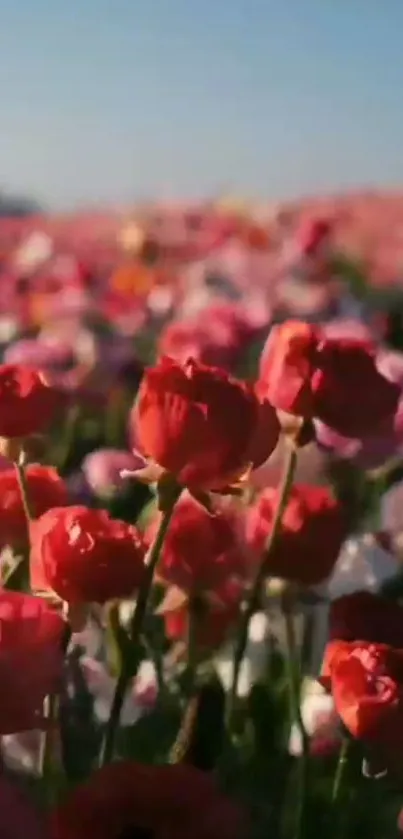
xmin=1 ymin=0 xmax=403 ymax=208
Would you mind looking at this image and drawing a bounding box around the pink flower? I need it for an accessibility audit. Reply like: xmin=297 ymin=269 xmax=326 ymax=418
xmin=82 ymin=449 xmax=146 ymax=497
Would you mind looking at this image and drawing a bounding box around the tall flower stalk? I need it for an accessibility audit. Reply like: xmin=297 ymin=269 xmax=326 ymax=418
xmin=227 ymin=439 xmax=298 ymax=725
xmin=100 ymin=484 xmax=182 ymax=766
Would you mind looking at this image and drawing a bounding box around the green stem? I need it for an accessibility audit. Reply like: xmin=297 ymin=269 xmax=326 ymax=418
xmin=55 ymin=405 xmax=80 ymax=473
xmin=15 ymin=456 xmax=34 ymax=524
xmin=227 ymin=442 xmax=297 ymax=727
xmin=99 ymin=487 xmax=181 ymax=766
xmin=332 ymin=737 xmax=350 ymax=803
xmin=38 ymin=622 xmax=70 ymax=803
xmin=330 ymin=738 xmax=353 ymax=839
xmin=283 ymin=593 xmax=309 ymax=839
xmin=183 ymin=596 xmax=201 ymax=696
xmin=38 ymin=692 xmax=61 ymax=807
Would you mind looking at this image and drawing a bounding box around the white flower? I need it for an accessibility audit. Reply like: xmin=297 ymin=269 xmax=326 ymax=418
xmin=81 ymin=657 xmax=157 ymax=726
xmin=381 ymin=480 xmax=403 ymax=533
xmin=318 ymin=535 xmax=398 ymax=602
xmin=289 ymin=679 xmax=335 ymax=756
xmin=215 ymin=612 xmax=270 ymax=698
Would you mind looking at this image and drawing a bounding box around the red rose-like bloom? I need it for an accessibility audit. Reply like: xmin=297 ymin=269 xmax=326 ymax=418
xmin=146 ymin=495 xmax=245 ymax=594
xmin=0 ymin=465 xmax=68 ymax=548
xmin=321 ymin=640 xmax=403 ymax=767
xmin=329 ymin=591 xmax=403 ymax=648
xmin=50 ymin=761 xmax=246 ymax=839
xmin=30 ymin=506 xmax=146 ymax=604
xmin=0 ymin=365 xmax=64 ymax=438
xmin=132 ymin=356 xmax=279 ymax=491
xmin=247 ymin=484 xmax=347 ymax=585
xmin=258 ymin=321 xmax=319 ymax=418
xmin=258 ymin=321 xmax=400 ymax=438
xmin=311 ymin=337 xmax=400 ymax=438
xmin=0 ymin=591 xmax=65 ymax=734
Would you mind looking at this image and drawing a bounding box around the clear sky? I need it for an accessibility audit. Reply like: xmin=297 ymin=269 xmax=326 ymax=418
xmin=1 ymin=0 xmax=403 ymax=208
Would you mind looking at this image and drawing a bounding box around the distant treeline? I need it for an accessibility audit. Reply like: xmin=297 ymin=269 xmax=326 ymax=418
xmin=0 ymin=192 xmax=43 ymax=217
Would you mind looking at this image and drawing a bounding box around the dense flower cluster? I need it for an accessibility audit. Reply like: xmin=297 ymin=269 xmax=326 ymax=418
xmin=1 ymin=201 xmax=403 ymax=837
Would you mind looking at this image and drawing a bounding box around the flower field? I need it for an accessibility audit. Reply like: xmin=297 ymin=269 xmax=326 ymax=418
xmin=2 ymin=192 xmax=403 ymax=837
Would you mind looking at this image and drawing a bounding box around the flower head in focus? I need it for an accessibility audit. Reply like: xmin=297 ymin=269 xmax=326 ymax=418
xmin=258 ymin=321 xmax=400 ymax=439
xmin=131 ymin=356 xmax=279 ymax=493
xmin=321 ymin=640 xmax=403 ymax=773
xmin=30 ymin=506 xmax=146 ymax=605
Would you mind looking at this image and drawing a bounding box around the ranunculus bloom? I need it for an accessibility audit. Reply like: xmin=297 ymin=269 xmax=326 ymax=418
xmin=321 ymin=640 xmax=403 ymax=769
xmin=0 ymin=591 xmax=65 ymax=734
xmin=258 ymin=321 xmax=400 ymax=438
xmin=258 ymin=321 xmax=319 ymax=417
xmin=30 ymin=506 xmax=146 ymax=604
xmin=0 ymin=364 xmax=64 ymax=438
xmin=247 ymin=484 xmax=347 ymax=585
xmin=146 ymin=495 xmax=245 ymax=594
xmin=0 ymin=464 xmax=68 ymax=548
xmin=132 ymin=356 xmax=279 ymax=491
xmin=329 ymin=591 xmax=403 ymax=648
xmin=312 ymin=337 xmax=400 ymax=438
xmin=49 ymin=761 xmax=245 ymax=839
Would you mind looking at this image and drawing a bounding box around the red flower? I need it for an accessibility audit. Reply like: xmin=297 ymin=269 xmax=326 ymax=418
xmin=30 ymin=506 xmax=146 ymax=604
xmin=146 ymin=495 xmax=245 ymax=594
xmin=0 ymin=591 xmax=65 ymax=734
xmin=321 ymin=640 xmax=403 ymax=768
xmin=247 ymin=484 xmax=347 ymax=585
xmin=0 ymin=773 xmax=46 ymax=839
xmin=258 ymin=321 xmax=319 ymax=417
xmin=0 ymin=465 xmax=68 ymax=548
xmin=0 ymin=365 xmax=64 ymax=438
xmin=258 ymin=321 xmax=400 ymax=438
xmin=132 ymin=356 xmax=279 ymax=491
xmin=297 ymin=217 xmax=331 ymax=257
xmin=329 ymin=591 xmax=403 ymax=648
xmin=311 ymin=337 xmax=400 ymax=438
xmin=49 ymin=761 xmax=246 ymax=839
xmin=248 ymin=396 xmax=281 ymax=470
